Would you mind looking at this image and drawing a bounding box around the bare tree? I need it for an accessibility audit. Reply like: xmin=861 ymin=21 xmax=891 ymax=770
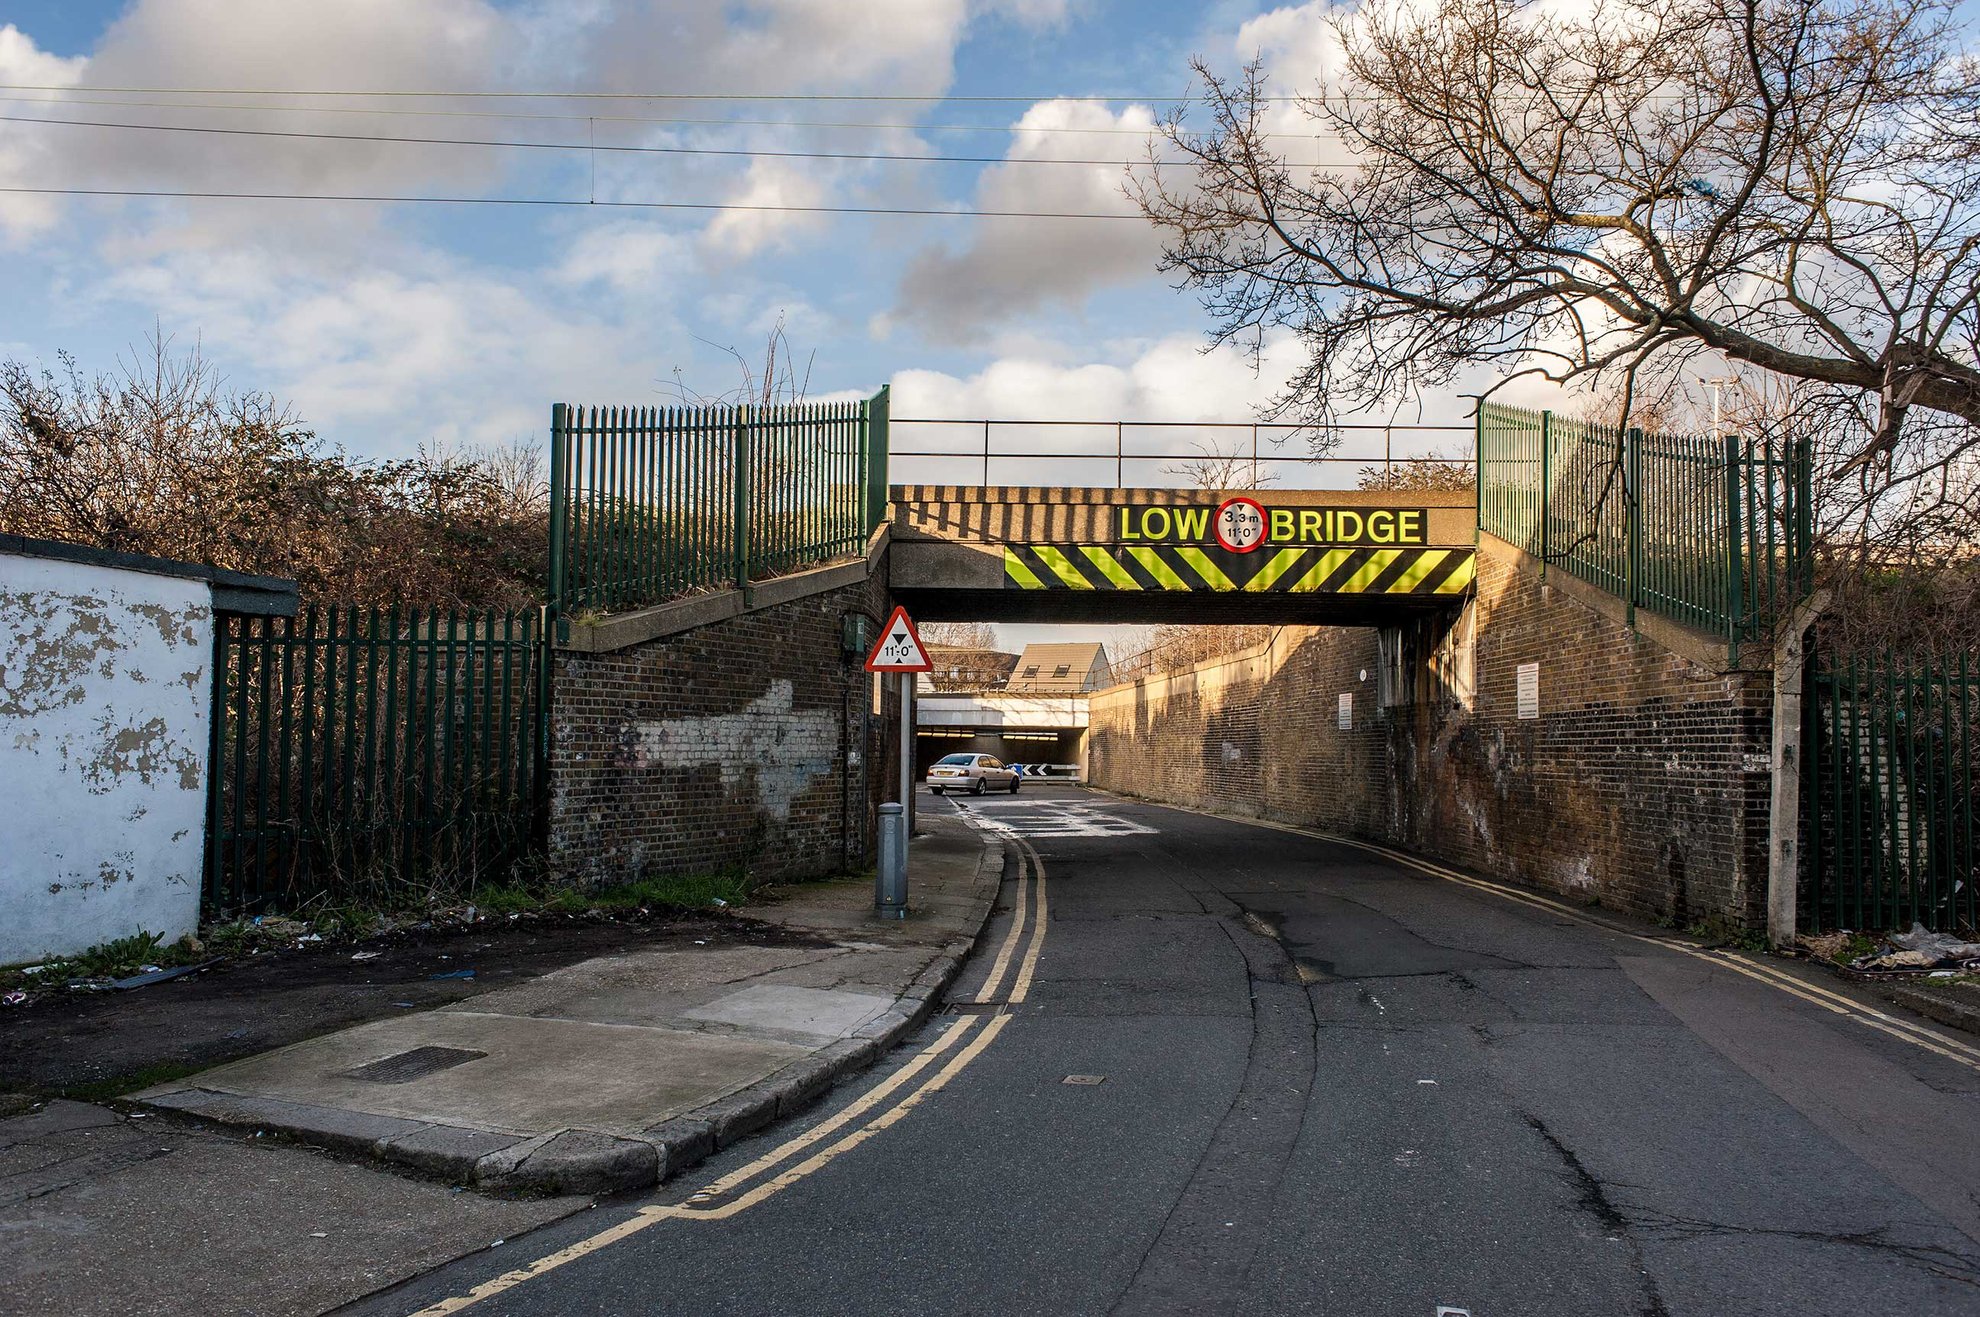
xmin=1115 ymin=624 xmax=1276 ymax=678
xmin=665 ymin=314 xmax=817 ymax=409
xmin=919 ymin=622 xmax=1001 ymax=650
xmin=1137 ymin=0 xmax=1980 ymax=479
xmin=1357 ymin=455 xmax=1476 ymax=492
xmin=1164 ymin=436 xmax=1280 ymax=489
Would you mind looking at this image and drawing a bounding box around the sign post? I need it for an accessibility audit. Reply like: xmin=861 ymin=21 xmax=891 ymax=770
xmin=864 ymin=605 xmax=933 ymax=920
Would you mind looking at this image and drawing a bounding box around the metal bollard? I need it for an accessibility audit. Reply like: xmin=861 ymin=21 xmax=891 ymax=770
xmin=876 ymin=802 xmax=908 ymax=920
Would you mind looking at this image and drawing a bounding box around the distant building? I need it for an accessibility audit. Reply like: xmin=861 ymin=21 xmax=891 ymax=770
xmin=1004 ymin=642 xmax=1114 ymax=694
xmin=912 ymin=642 xmax=1116 ymax=780
xmin=921 ymin=645 xmax=1020 ymax=692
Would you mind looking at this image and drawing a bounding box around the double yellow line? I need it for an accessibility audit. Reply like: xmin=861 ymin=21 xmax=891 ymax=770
xmin=1206 ymin=809 xmax=1980 ymax=1076
xmin=407 ymin=838 xmax=1049 ymax=1316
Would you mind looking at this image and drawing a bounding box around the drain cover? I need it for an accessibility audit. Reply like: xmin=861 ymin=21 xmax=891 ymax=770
xmin=346 ymin=1046 xmax=487 ymax=1084
xmin=945 ymin=1001 xmax=1007 ymax=1016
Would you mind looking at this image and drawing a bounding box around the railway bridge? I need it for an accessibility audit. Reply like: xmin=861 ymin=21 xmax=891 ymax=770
xmin=531 ymin=393 xmax=1864 ymax=950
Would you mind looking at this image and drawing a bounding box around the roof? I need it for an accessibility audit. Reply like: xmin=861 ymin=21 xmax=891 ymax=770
xmin=1004 ymin=642 xmax=1113 ymax=693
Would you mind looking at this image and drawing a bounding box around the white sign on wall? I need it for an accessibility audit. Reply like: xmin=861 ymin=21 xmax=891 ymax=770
xmin=1338 ymin=692 xmax=1353 ymax=729
xmin=1516 ymin=662 xmax=1540 ymax=720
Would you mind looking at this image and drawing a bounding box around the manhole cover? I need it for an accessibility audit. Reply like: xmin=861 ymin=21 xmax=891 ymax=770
xmin=346 ymin=1046 xmax=487 ymax=1084
xmin=1062 ymin=1074 xmax=1106 ymax=1086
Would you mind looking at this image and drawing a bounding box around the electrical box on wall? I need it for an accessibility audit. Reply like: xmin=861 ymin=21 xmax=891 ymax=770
xmin=840 ymin=611 xmax=875 ymax=660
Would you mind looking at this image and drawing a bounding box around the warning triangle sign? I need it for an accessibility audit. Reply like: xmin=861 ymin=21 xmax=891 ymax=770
xmin=865 ymin=605 xmax=933 ymax=672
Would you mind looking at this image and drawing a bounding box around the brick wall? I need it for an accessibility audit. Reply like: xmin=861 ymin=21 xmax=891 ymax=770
xmin=549 ymin=568 xmax=896 ymax=886
xmin=1090 ymin=537 xmax=1775 ymax=927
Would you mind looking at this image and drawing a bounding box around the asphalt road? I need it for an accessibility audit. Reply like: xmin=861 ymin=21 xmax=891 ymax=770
xmin=350 ymin=786 xmax=1980 ymax=1317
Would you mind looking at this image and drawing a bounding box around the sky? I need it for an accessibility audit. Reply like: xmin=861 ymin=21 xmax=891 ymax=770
xmin=0 ymin=0 xmax=1486 ymax=657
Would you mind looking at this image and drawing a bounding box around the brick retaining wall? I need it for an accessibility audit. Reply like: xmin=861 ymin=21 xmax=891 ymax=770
xmin=1090 ymin=537 xmax=1774 ymax=927
xmin=549 ymin=562 xmax=895 ymax=886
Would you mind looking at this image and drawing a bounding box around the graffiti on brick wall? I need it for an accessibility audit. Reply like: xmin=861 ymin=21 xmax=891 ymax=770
xmin=624 ymin=680 xmax=837 ymax=820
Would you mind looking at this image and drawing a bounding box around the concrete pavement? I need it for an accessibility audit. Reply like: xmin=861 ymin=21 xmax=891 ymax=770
xmin=351 ymin=784 xmax=1980 ymax=1317
xmin=0 ymin=1097 xmax=581 ymax=1317
xmin=134 ymin=814 xmax=999 ymax=1195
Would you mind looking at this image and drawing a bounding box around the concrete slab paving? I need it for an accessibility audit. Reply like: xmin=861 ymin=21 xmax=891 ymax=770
xmin=135 ymin=813 xmax=1004 ymax=1197
xmin=681 ymin=984 xmax=893 ymax=1040
xmin=0 ymin=1099 xmax=582 ymax=1317
xmin=147 ymin=1010 xmax=809 ymax=1136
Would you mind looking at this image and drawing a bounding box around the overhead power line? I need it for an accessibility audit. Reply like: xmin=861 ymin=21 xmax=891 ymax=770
xmin=0 ymin=93 xmax=1199 ymax=135
xmin=0 ymin=112 xmax=1355 ymax=169
xmin=0 ymin=83 xmax=1278 ymax=104
xmin=0 ymin=184 xmax=1151 ymax=220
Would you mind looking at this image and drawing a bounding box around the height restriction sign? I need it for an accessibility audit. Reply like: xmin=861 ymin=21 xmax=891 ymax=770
xmin=865 ymin=605 xmax=933 ymax=672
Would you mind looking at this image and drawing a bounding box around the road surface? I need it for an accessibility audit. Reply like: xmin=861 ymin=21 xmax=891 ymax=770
xmin=350 ymin=786 xmax=1980 ymax=1317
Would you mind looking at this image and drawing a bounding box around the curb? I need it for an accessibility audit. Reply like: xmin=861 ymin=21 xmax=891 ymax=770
xmin=139 ymin=830 xmax=1009 ymax=1197
xmin=1822 ymin=969 xmax=1980 ymax=1039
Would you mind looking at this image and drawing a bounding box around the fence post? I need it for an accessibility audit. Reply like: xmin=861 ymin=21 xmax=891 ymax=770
xmin=1625 ymin=426 xmax=1642 ymax=628
xmin=1724 ymin=431 xmax=1745 ymax=664
xmin=548 ymin=403 xmax=568 ymax=620
xmin=1475 ymin=406 xmax=1489 ymax=536
xmin=864 ymin=384 xmax=890 ymax=535
xmin=732 ymin=405 xmax=752 ymax=589
xmin=1116 ymin=421 xmax=1124 ymax=489
xmin=1796 ymin=435 xmax=1815 ymax=593
xmin=1538 ymin=410 xmax=1552 ymax=575
xmin=205 ymin=618 xmax=231 ymax=907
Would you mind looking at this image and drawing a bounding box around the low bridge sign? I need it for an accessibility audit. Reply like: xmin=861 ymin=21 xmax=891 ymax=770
xmin=889 ymin=486 xmax=1477 ymax=624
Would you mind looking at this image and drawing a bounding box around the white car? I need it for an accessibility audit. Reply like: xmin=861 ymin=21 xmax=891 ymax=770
xmin=925 ymin=752 xmax=1021 ymax=795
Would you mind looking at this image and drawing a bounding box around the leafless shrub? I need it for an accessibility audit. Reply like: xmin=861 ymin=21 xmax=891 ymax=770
xmin=0 ymin=334 xmax=547 ymax=607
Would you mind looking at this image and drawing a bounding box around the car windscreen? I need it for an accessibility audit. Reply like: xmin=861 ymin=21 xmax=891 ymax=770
xmin=936 ymin=754 xmax=975 ymax=766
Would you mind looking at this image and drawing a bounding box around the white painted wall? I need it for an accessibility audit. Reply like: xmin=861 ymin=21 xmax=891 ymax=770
xmin=1 ymin=553 xmax=212 ymax=964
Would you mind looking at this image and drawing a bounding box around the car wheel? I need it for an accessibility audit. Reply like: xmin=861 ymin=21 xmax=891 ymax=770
xmin=930 ymin=787 xmax=943 ymax=795
xmin=1008 ymin=776 xmax=1021 ymax=794
xmin=971 ymin=777 xmax=986 ymax=795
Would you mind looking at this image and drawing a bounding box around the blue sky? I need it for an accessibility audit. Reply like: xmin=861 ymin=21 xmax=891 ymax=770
xmin=0 ymin=0 xmax=1437 ymax=497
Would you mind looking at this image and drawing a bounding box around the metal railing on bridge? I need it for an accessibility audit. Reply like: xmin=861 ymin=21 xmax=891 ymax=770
xmin=549 ymin=390 xmax=890 ymax=616
xmin=1476 ymin=402 xmax=1812 ymax=657
xmin=889 ymin=418 xmax=1474 ymax=490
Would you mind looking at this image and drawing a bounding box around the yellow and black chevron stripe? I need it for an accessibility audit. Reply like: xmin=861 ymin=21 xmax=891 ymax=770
xmin=1004 ymin=544 xmax=1476 ymax=594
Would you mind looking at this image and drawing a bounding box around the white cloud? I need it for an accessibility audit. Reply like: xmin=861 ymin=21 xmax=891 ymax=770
xmin=555 ymin=223 xmax=687 ymax=294
xmin=700 ymin=156 xmax=832 ymax=260
xmin=890 ymin=329 xmax=1481 ymax=484
xmin=974 ymin=0 xmax=1077 ymax=29
xmin=99 ymin=242 xmax=675 ymax=455
xmin=894 ymin=331 xmax=1308 ymax=420
xmin=0 ymin=25 xmax=88 ymax=240
xmin=891 ymin=99 xmax=1166 ymax=340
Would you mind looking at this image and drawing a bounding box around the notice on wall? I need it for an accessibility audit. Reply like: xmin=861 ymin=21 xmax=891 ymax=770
xmin=1516 ymin=662 xmax=1539 ymax=720
xmin=1338 ymin=692 xmax=1353 ymax=729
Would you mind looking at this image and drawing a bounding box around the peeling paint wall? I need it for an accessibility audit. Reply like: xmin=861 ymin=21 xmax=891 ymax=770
xmin=2 ymin=553 xmax=210 ymax=962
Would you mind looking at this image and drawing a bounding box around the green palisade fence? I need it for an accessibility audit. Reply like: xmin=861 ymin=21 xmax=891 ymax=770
xmin=549 ymin=387 xmax=889 ymax=617
xmin=205 ymin=606 xmax=544 ymax=911
xmin=1804 ymin=654 xmax=1978 ymax=935
xmin=1477 ymin=401 xmax=1812 ymax=654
